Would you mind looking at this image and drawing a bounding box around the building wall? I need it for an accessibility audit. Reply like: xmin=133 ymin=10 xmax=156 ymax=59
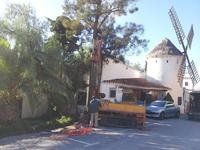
xmin=101 ymin=83 xmax=123 ymax=102
xmin=146 ymin=55 xmax=184 ymax=112
xmin=194 ymin=82 xmax=200 ymax=91
xmin=100 ymin=58 xmax=144 ymax=101
xmin=101 ymin=58 xmax=144 ymax=81
xmin=183 ymin=73 xmax=193 ymax=90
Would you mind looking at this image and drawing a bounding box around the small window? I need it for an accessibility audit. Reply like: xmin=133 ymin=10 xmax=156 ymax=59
xmin=178 ymin=97 xmax=182 ymax=105
xmin=110 ymin=89 xmax=116 ymax=98
xmin=166 ymin=60 xmax=168 ymax=63
xmin=185 ymin=82 xmax=188 ymax=86
xmin=156 ymin=60 xmax=157 ymax=63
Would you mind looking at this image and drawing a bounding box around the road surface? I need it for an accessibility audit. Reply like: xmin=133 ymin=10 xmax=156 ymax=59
xmin=0 ymin=118 xmax=200 ymax=150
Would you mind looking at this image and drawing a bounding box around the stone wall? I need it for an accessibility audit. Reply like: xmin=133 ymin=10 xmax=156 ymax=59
xmin=0 ymin=98 xmax=22 ymax=122
xmin=21 ymin=91 xmax=48 ymax=119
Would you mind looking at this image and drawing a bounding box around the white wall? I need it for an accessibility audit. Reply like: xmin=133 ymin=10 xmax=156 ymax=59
xmin=146 ymin=55 xmax=184 ymax=112
xmin=101 ymin=58 xmax=144 ymax=81
xmin=101 ymin=83 xmax=123 ymax=102
xmin=183 ymin=73 xmax=193 ymax=90
xmin=100 ymin=58 xmax=143 ymax=101
xmin=194 ymin=82 xmax=200 ymax=91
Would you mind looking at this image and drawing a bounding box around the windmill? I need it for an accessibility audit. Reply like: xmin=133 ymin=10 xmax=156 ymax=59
xmin=168 ymin=7 xmax=200 ymax=86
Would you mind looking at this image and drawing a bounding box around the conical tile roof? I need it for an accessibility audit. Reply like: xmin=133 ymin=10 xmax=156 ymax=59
xmin=147 ymin=38 xmax=183 ymax=57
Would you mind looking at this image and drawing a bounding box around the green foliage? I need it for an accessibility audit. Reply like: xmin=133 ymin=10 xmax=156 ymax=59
xmin=0 ymin=89 xmax=22 ymax=105
xmin=62 ymin=0 xmax=148 ymax=59
xmin=32 ymin=33 xmax=90 ymax=115
xmin=45 ymin=0 xmax=148 ymax=115
xmin=0 ymin=38 xmax=9 ymax=48
xmin=0 ymin=3 xmax=48 ymax=112
xmin=0 ymin=58 xmax=9 ymax=73
xmin=49 ymin=16 xmax=83 ymax=54
xmin=56 ymin=115 xmax=71 ymax=125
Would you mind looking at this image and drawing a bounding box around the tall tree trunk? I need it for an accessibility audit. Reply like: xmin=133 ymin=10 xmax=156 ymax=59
xmin=89 ymin=0 xmax=103 ymax=100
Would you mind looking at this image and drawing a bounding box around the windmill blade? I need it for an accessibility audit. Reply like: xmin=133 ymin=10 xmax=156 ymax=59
xmin=187 ymin=60 xmax=200 ymax=86
xmin=177 ymin=56 xmax=186 ymax=86
xmin=168 ymin=7 xmax=185 ymax=45
xmin=187 ymin=25 xmax=194 ymax=49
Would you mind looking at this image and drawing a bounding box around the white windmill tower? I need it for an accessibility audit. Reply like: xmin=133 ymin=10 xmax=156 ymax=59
xmin=146 ymin=38 xmax=184 ymax=109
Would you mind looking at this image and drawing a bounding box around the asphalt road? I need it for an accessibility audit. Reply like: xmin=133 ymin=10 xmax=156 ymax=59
xmin=0 ymin=118 xmax=200 ymax=150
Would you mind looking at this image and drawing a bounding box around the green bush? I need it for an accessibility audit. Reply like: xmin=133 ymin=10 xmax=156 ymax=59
xmin=56 ymin=115 xmax=71 ymax=125
xmin=0 ymin=115 xmax=72 ymax=138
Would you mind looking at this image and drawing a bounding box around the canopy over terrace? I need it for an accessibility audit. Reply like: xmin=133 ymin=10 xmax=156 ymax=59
xmin=102 ymin=78 xmax=170 ymax=102
xmin=103 ymin=78 xmax=170 ymax=91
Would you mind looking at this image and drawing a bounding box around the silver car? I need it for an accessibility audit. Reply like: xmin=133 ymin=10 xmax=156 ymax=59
xmin=146 ymin=100 xmax=180 ymax=119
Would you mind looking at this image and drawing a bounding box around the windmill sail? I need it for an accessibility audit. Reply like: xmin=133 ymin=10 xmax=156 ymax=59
xmin=169 ymin=6 xmax=200 ymax=86
xmin=187 ymin=60 xmax=200 ymax=86
xmin=177 ymin=56 xmax=186 ymax=86
xmin=168 ymin=7 xmax=185 ymax=45
xmin=187 ymin=25 xmax=194 ymax=49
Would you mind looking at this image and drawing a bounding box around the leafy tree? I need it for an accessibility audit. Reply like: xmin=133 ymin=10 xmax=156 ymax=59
xmin=62 ymin=0 xmax=148 ymax=58
xmin=0 ymin=3 xmax=48 ymax=114
xmin=42 ymin=35 xmax=90 ymax=115
xmin=0 ymin=37 xmax=13 ymax=89
xmin=58 ymin=0 xmax=148 ymax=97
xmin=48 ymin=14 xmax=91 ymax=114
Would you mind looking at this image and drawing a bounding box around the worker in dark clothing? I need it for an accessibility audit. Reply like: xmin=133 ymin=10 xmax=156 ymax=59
xmin=89 ymin=96 xmax=101 ymax=127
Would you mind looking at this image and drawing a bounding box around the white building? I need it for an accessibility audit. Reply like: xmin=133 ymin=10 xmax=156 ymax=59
xmin=100 ymin=58 xmax=169 ymax=103
xmin=146 ymin=38 xmax=185 ymax=112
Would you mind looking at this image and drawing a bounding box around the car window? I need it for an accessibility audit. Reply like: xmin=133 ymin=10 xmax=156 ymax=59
xmin=151 ymin=101 xmax=166 ymax=107
xmin=166 ymin=104 xmax=174 ymax=108
xmin=166 ymin=101 xmax=173 ymax=105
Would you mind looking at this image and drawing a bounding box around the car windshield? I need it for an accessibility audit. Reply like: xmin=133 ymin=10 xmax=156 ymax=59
xmin=150 ymin=101 xmax=165 ymax=107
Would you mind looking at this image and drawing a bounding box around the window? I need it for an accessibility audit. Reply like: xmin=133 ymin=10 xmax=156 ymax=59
xmin=166 ymin=104 xmax=174 ymax=108
xmin=122 ymin=93 xmax=134 ymax=102
xmin=166 ymin=101 xmax=173 ymax=105
xmin=110 ymin=89 xmax=116 ymax=98
xmin=185 ymin=82 xmax=188 ymax=86
xmin=151 ymin=101 xmax=166 ymax=107
xmin=166 ymin=60 xmax=168 ymax=63
xmin=178 ymin=97 xmax=182 ymax=105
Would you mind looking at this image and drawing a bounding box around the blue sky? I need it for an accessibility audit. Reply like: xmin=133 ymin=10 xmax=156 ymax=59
xmin=0 ymin=0 xmax=200 ymax=72
xmin=129 ymin=0 xmax=200 ymax=71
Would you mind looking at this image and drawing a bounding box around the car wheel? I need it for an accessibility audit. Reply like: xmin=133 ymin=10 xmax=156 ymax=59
xmin=159 ymin=112 xmax=165 ymax=120
xmin=175 ymin=111 xmax=180 ymax=118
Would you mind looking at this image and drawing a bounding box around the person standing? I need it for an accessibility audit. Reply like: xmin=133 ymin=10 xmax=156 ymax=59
xmin=89 ymin=96 xmax=101 ymax=127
